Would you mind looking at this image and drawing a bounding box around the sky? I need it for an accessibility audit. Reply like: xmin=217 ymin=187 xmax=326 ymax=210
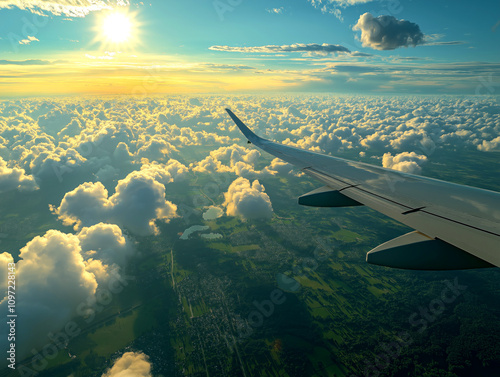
xmin=0 ymin=0 xmax=499 ymax=96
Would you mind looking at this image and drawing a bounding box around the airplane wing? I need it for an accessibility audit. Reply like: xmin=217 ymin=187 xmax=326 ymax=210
xmin=226 ymin=109 xmax=500 ymax=270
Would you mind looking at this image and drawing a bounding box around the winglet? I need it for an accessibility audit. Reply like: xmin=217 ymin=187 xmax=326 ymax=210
xmin=225 ymin=108 xmax=264 ymax=145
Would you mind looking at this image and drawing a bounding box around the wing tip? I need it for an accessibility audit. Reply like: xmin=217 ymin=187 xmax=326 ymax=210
xmin=225 ymin=108 xmax=263 ymax=144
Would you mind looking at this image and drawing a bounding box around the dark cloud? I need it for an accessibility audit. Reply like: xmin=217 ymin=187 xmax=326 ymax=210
xmin=426 ymin=41 xmax=465 ymax=46
xmin=329 ymin=65 xmax=381 ymax=73
xmin=350 ymin=51 xmax=373 ymax=57
xmin=353 ymin=13 xmax=425 ymax=50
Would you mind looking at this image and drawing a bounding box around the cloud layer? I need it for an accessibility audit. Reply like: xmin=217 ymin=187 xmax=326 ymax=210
xmin=209 ymin=43 xmax=350 ymax=54
xmin=0 ymin=94 xmax=498 ymax=368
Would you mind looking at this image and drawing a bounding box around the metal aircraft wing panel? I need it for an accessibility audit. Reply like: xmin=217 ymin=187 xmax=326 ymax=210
xmin=226 ymin=109 xmax=500 ymax=269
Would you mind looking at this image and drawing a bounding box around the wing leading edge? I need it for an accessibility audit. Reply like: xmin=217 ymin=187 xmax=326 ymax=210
xmin=225 ymin=109 xmax=500 ymax=270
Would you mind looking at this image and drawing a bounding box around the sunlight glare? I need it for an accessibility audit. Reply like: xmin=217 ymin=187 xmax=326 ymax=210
xmin=102 ymin=12 xmax=132 ymax=43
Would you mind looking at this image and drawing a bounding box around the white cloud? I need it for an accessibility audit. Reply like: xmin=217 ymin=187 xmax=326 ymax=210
xmin=19 ymin=36 xmax=39 ymax=45
xmin=0 ymin=156 xmax=38 ymax=193
xmin=0 ymin=230 xmax=98 ymax=359
xmin=78 ymin=222 xmax=133 ymax=268
xmin=52 ymin=170 xmax=178 ymax=235
xmin=192 ymin=144 xmax=268 ymax=177
xmin=139 ymin=159 xmax=189 ymax=185
xmin=136 ymin=136 xmax=177 ymax=162
xmin=0 ymin=0 xmax=128 ymax=17
xmin=209 ymin=43 xmax=350 ymax=54
xmin=266 ymin=7 xmax=284 ymax=14
xmin=478 ymin=136 xmax=500 ymax=152
xmin=308 ymin=0 xmax=373 ymax=20
xmin=223 ymin=177 xmax=273 ymax=220
xmin=102 ymin=352 xmax=152 ymax=377
xmin=264 ymin=158 xmax=295 ymax=175
xmin=382 ymin=152 xmax=427 ymax=174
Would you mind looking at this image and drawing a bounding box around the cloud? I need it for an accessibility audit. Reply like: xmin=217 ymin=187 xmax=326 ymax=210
xmin=19 ymin=36 xmax=39 ymax=45
xmin=223 ymin=177 xmax=273 ymax=220
xmin=264 ymin=158 xmax=295 ymax=175
xmin=0 ymin=59 xmax=51 ymax=65
xmin=78 ymin=223 xmax=134 ymax=269
xmin=308 ymin=0 xmax=373 ymax=8
xmin=307 ymin=0 xmax=373 ymax=21
xmin=191 ymin=144 xmax=277 ymax=178
xmin=0 ymin=230 xmax=98 ymax=359
xmin=138 ymin=159 xmax=189 ymax=185
xmin=0 ymin=0 xmax=128 ymax=17
xmin=136 ymin=136 xmax=177 ymax=161
xmin=382 ymin=152 xmax=427 ymax=174
xmin=353 ymin=13 xmax=425 ymax=50
xmin=0 ymin=156 xmax=38 ymax=193
xmin=0 ymin=223 xmax=134 ymax=362
xmin=102 ymin=352 xmax=152 ymax=377
xmin=425 ymin=40 xmax=465 ymax=46
xmin=266 ymin=7 xmax=284 ymax=14
xmin=51 ymin=170 xmax=178 ymax=235
xmin=478 ymin=136 xmax=500 ymax=152
xmin=209 ymin=43 xmax=350 ymax=54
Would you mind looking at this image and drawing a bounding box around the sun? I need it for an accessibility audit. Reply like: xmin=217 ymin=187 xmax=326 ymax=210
xmin=102 ymin=12 xmax=132 ymax=43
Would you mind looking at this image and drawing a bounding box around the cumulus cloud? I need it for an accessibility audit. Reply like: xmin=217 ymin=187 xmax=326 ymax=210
xmin=478 ymin=136 xmax=500 ymax=152
xmin=264 ymin=158 xmax=295 ymax=175
xmin=102 ymin=352 xmax=152 ymax=377
xmin=52 ymin=170 xmax=178 ymax=235
xmin=78 ymin=222 xmax=134 ymax=269
xmin=223 ymin=177 xmax=273 ymax=220
xmin=192 ymin=144 xmax=268 ymax=177
xmin=139 ymin=159 xmax=189 ymax=185
xmin=0 ymin=156 xmax=38 ymax=193
xmin=353 ymin=13 xmax=425 ymax=50
xmin=382 ymin=152 xmax=427 ymax=174
xmin=136 ymin=136 xmax=177 ymax=161
xmin=209 ymin=43 xmax=350 ymax=54
xmin=0 ymin=0 xmax=128 ymax=17
xmin=0 ymin=230 xmax=98 ymax=359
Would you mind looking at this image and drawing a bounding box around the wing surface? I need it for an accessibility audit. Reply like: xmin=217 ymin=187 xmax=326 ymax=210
xmin=226 ymin=109 xmax=500 ymax=269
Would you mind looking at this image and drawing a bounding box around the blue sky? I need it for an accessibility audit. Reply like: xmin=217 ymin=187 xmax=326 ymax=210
xmin=0 ymin=0 xmax=498 ymax=95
